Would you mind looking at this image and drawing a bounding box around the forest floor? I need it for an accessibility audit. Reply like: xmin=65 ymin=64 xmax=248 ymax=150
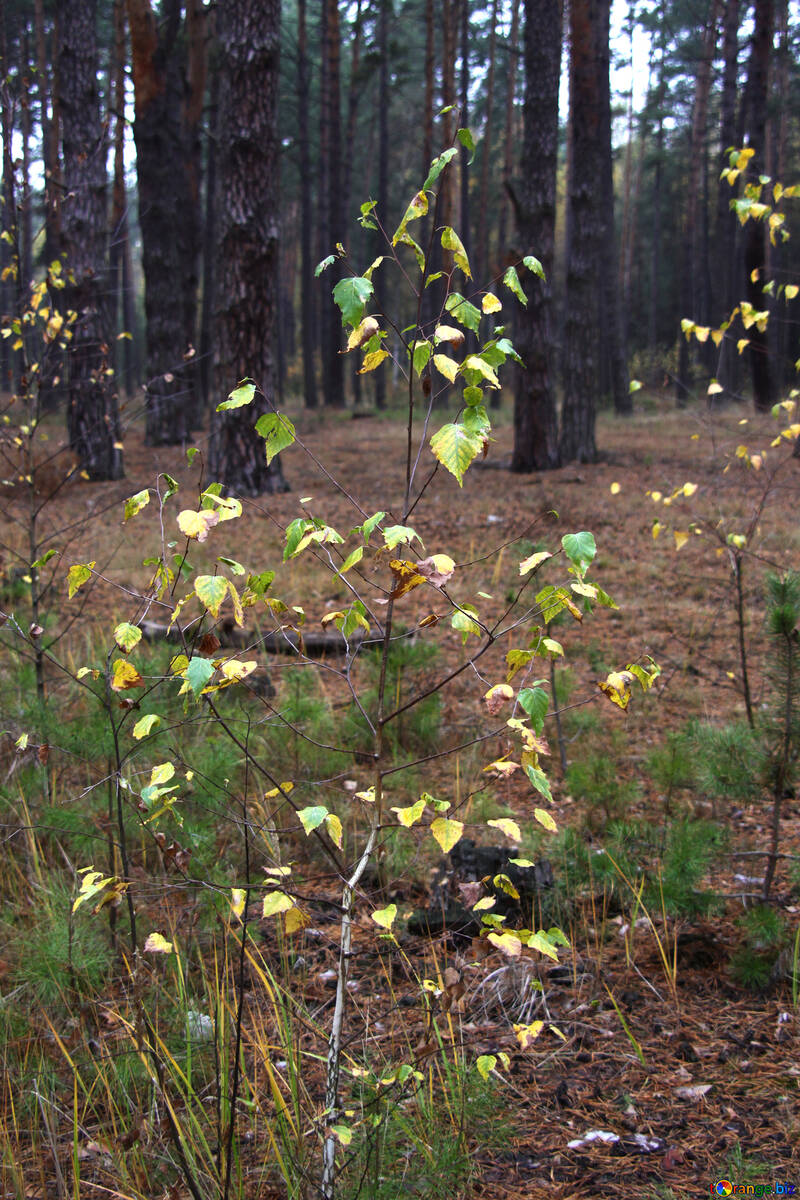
xmin=2 ymin=393 xmax=800 ymax=1199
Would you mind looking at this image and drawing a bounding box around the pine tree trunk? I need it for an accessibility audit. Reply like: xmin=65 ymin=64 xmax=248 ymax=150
xmin=59 ymin=0 xmax=123 ymax=481
xmin=110 ymin=0 xmax=135 ymax=398
xmin=459 ymin=0 xmax=471 ymax=255
xmin=510 ymin=0 xmax=560 ymax=473
xmin=496 ymin=0 xmax=519 ymax=265
xmin=374 ymin=0 xmax=390 ymax=410
xmin=208 ymin=0 xmax=287 ymax=495
xmin=560 ymin=0 xmax=603 ymax=464
xmin=127 ymin=0 xmax=194 ymax=444
xmin=476 ymin=0 xmax=498 ymax=285
xmin=321 ymin=0 xmax=345 ymax=407
xmin=675 ymin=0 xmax=720 ymax=405
xmin=648 ymin=42 xmax=665 ymax=352
xmin=199 ymin=33 xmax=219 ymax=410
xmin=743 ymin=0 xmax=775 ymax=412
xmin=596 ymin=0 xmax=629 ymax=414
xmin=35 ymin=0 xmax=61 ymax=266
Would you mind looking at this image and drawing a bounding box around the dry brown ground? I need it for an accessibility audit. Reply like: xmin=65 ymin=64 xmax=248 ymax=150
xmin=2 ymin=395 xmax=799 ymax=1199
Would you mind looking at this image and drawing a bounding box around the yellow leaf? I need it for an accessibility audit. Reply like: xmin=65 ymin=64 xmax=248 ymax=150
xmin=177 ymin=509 xmax=219 ymax=542
xmin=711 ymin=330 xmax=723 ymax=347
xmin=433 ymin=353 xmax=459 ymax=383
xmin=785 ymin=284 xmax=798 ymax=300
xmin=519 ymin=550 xmax=552 ymax=575
xmin=737 ymin=338 xmax=750 ymax=355
xmin=231 ymin=889 xmax=246 ymax=919
xmin=484 ymin=683 xmax=514 ymax=715
xmin=707 ymin=381 xmax=723 ymax=395
xmin=346 ymin=315 xmax=379 ymax=351
xmin=391 ymin=798 xmax=426 ymax=827
xmin=325 ymin=812 xmax=343 ymax=849
xmin=430 ymin=818 xmax=464 ymax=854
xmin=674 ymin=530 xmax=689 ymax=550
xmin=262 ymin=891 xmax=294 ymax=917
xmin=144 ymin=932 xmax=173 ymax=954
xmin=694 ymin=325 xmax=710 ymax=343
xmin=682 ymin=482 xmax=697 ymax=496
xmin=483 ymin=758 xmax=520 ymax=776
xmin=487 ymin=931 xmax=522 ymax=957
xmin=284 ymin=906 xmax=309 ymax=934
xmin=514 ymin=1021 xmax=544 ymax=1050
xmin=481 ymin=292 xmax=502 ymax=313
xmin=111 ymin=660 xmax=144 ymax=691
xmin=597 ymin=670 xmax=633 ymax=711
xmin=487 ymin=817 xmax=521 ymax=842
xmin=433 ymin=324 xmax=465 ymax=348
xmin=358 ymin=348 xmax=389 ymax=374
xmin=389 ymin=558 xmax=426 ymax=598
xmin=534 ymin=808 xmax=557 ymax=832
xmin=610 ymin=481 xmax=621 ymax=495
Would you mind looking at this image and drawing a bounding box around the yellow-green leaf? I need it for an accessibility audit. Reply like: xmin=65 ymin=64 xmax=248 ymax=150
xmin=346 ymin=315 xmax=380 ymax=351
xmin=534 ymin=808 xmax=557 ymax=832
xmin=433 ymin=353 xmax=459 ymax=383
xmin=487 ymin=931 xmax=522 ymax=957
xmin=519 ymin=550 xmax=552 ymax=575
xmin=67 ymin=562 xmax=95 ymax=599
xmin=218 ymin=379 xmax=255 ymax=410
xmin=441 ymin=226 xmax=471 ymax=277
xmin=262 ymin=891 xmax=294 ymax=917
xmin=430 ymin=422 xmax=483 ymax=486
xmin=132 ymin=713 xmax=160 ymax=740
xmin=124 ymin=489 xmax=150 ymax=521
xmin=325 ymin=813 xmax=343 ymax=849
xmin=371 ymin=903 xmax=397 ymax=930
xmin=430 ymin=818 xmax=464 ymax=854
xmin=359 ymin=348 xmax=389 ymax=373
xmin=391 ymin=798 xmax=426 ymax=827
xmin=481 ymin=293 xmax=502 ymax=313
xmin=114 ymin=622 xmax=141 ymax=653
xmin=297 ymin=806 xmax=328 ymax=835
xmin=195 ymin=574 xmax=229 ymax=617
xmin=476 ymin=1054 xmax=496 ymax=1080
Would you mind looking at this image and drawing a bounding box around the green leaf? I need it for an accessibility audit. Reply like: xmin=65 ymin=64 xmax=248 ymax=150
xmin=338 ymin=545 xmax=363 ymax=574
xmin=161 ymin=473 xmax=179 ymax=499
xmin=561 ymin=531 xmax=597 ymax=572
xmin=524 ymin=763 xmax=553 ymax=803
xmin=503 ymin=266 xmax=527 ymax=305
xmin=518 ymin=685 xmax=549 ymax=734
xmin=457 ymin=127 xmax=476 ymax=162
xmin=297 ymin=805 xmax=328 ymax=835
xmin=462 ymin=355 xmax=500 ymax=388
xmin=494 ymin=336 xmax=523 ymax=364
xmin=476 ymin=1054 xmax=496 ymax=1081
xmin=463 ymin=385 xmax=483 ymax=406
xmin=445 ymin=292 xmax=482 ymax=333
xmin=67 ymin=562 xmax=95 ymax=599
xmin=412 ymin=340 xmax=432 ymax=376
xmin=315 ymin=254 xmax=335 ymax=276
xmin=218 ymin=556 xmax=246 ymax=576
xmin=462 ymin=404 xmax=491 ymax=437
xmin=441 ymin=226 xmax=471 ymax=278
xmin=523 ymin=254 xmax=545 ymax=280
xmin=185 ymin=657 xmax=215 ymax=696
xmin=506 ymin=648 xmax=535 ymax=681
xmin=391 ymin=798 xmax=427 ymax=827
xmin=262 ymin=891 xmax=294 ymax=917
xmin=393 ymin=191 xmax=428 ymax=245
xmin=114 ymin=622 xmax=142 ymax=653
xmin=217 ymin=379 xmax=256 ymax=411
xmin=361 ymin=511 xmax=386 ymax=541
xmin=423 ymin=146 xmax=458 ymax=192
xmin=132 ymin=713 xmax=161 ymax=740
xmin=394 ymin=230 xmax=425 ymax=271
xmin=359 ymin=200 xmax=378 ymax=229
xmin=254 ymin=412 xmax=296 ymax=464
xmin=31 ymin=548 xmax=57 ymax=571
xmin=383 ymin=524 xmax=422 ymax=551
xmin=332 ymin=276 xmax=374 ymax=327
xmin=124 ymin=489 xmax=150 ymax=521
xmin=451 ymin=605 xmax=481 ymax=642
xmin=195 ymin=574 xmax=229 ymax=618
xmin=430 ymin=422 xmax=483 ymax=486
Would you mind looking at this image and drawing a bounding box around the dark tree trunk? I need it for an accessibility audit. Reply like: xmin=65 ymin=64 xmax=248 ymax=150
xmin=35 ymin=0 xmax=61 ymax=265
xmin=714 ymin=0 xmax=741 ymax=400
xmin=320 ymin=0 xmax=345 ymax=407
xmin=127 ymin=0 xmax=194 ymax=444
xmin=180 ymin=0 xmax=207 ymax=426
xmin=297 ymin=0 xmax=316 ymax=409
xmin=459 ymin=0 xmax=471 ymax=255
xmin=59 ymin=0 xmax=123 ymax=481
xmin=374 ymin=0 xmax=390 ymax=410
xmin=675 ymin=0 xmax=720 ymax=405
xmin=648 ymin=40 xmax=665 ymax=352
xmin=510 ymin=0 xmax=560 ymax=473
xmin=496 ymin=0 xmax=519 ymax=265
xmin=110 ymin=0 xmax=136 ymax=398
xmin=596 ymin=0 xmax=629 ymax=413
xmin=208 ymin=0 xmax=287 ymax=495
xmin=199 ymin=22 xmax=218 ymax=411
xmin=342 ymin=0 xmax=364 ymax=408
xmin=476 ymin=0 xmax=498 ymax=285
xmin=560 ymin=0 xmax=603 ymax=464
xmin=743 ymin=0 xmax=775 ymax=412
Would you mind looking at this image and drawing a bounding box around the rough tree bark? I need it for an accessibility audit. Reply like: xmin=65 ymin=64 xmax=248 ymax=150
xmin=208 ymin=0 xmax=287 ymax=495
xmin=496 ymin=0 xmax=520 ymax=264
xmin=743 ymin=0 xmax=775 ymax=412
xmin=374 ymin=0 xmax=390 ymax=410
xmin=560 ymin=0 xmax=603 ymax=464
xmin=297 ymin=0 xmax=316 ymax=409
xmin=59 ymin=0 xmax=123 ymax=481
xmin=127 ymin=0 xmax=197 ymax=444
xmin=320 ymin=0 xmax=345 ymax=407
xmin=510 ymin=0 xmax=560 ymax=473
xmin=476 ymin=0 xmax=498 ymax=284
xmin=110 ymin=0 xmax=137 ymax=398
